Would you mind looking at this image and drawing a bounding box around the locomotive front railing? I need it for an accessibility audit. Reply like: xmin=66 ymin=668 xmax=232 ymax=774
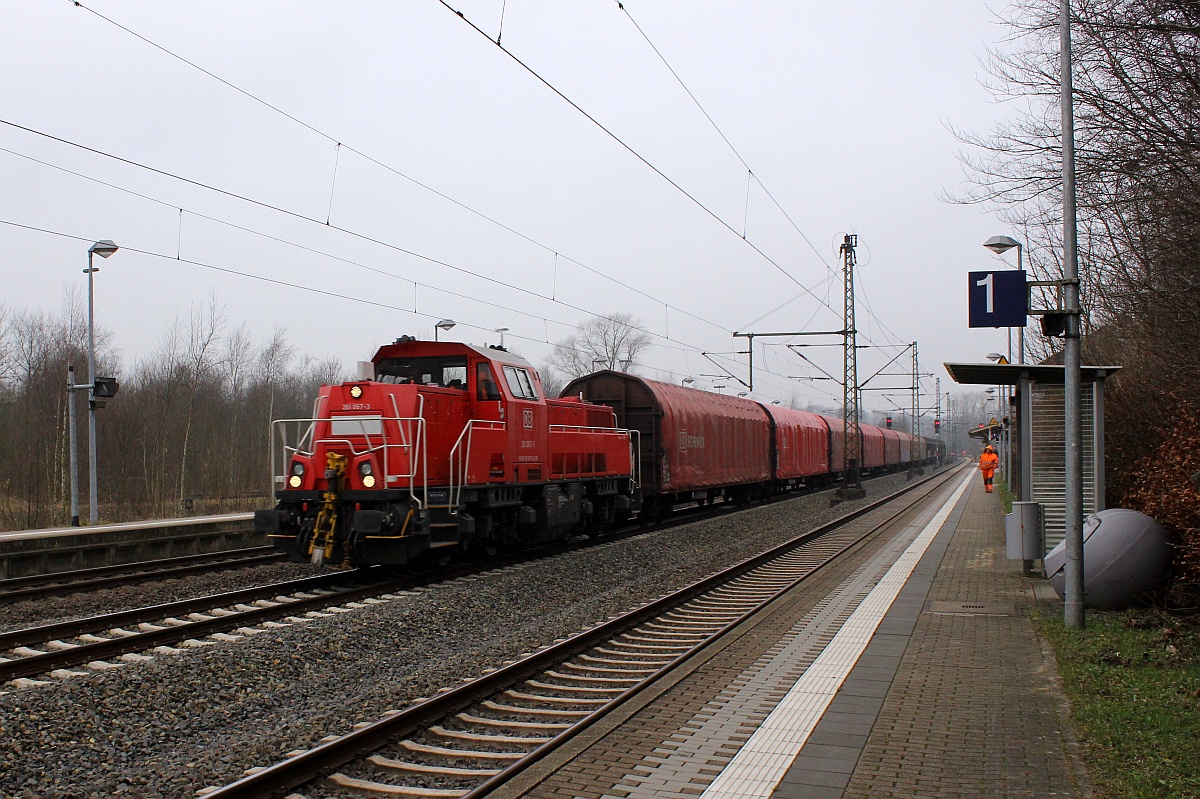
xmin=270 ymin=410 xmax=428 ymax=510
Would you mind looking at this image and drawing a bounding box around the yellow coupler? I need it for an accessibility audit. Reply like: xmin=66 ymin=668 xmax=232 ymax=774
xmin=308 ymin=452 xmax=348 ymax=566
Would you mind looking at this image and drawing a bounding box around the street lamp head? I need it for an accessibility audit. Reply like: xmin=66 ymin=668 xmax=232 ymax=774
xmin=435 ymin=319 xmax=456 ymax=332
xmin=737 ymin=391 xmax=748 ymax=397
xmin=681 ymin=376 xmax=696 ymax=385
xmin=982 ymin=235 xmax=1020 ymax=255
xmin=89 ymin=240 xmax=119 ymax=258
xmin=986 ymin=352 xmax=1003 ymax=362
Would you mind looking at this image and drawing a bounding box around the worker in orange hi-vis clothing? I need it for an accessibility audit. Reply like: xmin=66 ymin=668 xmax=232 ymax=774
xmin=979 ymin=444 xmax=1000 ymax=493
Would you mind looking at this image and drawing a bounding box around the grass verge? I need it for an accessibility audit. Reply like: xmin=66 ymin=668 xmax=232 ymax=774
xmin=1034 ymin=609 xmax=1200 ymax=798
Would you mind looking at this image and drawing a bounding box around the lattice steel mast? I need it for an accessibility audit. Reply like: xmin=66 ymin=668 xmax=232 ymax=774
xmin=909 ymin=342 xmax=925 ymax=477
xmin=837 ymin=234 xmax=865 ymax=500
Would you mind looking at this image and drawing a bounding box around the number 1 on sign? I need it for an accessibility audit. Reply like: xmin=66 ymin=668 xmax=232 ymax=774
xmin=975 ymin=273 xmax=994 ymax=313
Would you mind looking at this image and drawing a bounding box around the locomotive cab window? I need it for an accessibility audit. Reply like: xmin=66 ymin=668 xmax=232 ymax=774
xmin=502 ymin=365 xmax=538 ymax=400
xmin=376 ymin=356 xmax=467 ymax=389
xmin=477 ymin=362 xmax=502 ymax=401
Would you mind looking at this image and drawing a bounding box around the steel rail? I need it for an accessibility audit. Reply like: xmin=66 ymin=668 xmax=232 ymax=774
xmin=0 ymin=490 xmax=764 ymax=683
xmin=203 ymin=461 xmax=964 ymax=799
xmin=0 ymin=546 xmax=283 ymax=604
xmin=0 ymin=570 xmax=403 ymax=681
xmin=1 ymin=463 xmax=951 ymax=685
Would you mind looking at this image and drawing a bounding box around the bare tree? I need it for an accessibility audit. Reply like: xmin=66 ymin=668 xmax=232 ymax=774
xmin=545 ymin=313 xmax=653 ymax=384
xmin=258 ymin=326 xmax=295 ymax=427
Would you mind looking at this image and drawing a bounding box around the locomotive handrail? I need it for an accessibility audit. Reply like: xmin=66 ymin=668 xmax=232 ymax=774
xmin=629 ymin=428 xmax=641 ymax=492
xmin=448 ymin=419 xmax=507 ymax=510
xmin=547 ymin=424 xmax=634 ymax=435
xmin=269 ymin=412 xmax=428 ymax=510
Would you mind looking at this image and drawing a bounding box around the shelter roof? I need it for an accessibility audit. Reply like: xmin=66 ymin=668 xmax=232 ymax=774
xmin=943 ymin=363 xmax=1120 ymax=387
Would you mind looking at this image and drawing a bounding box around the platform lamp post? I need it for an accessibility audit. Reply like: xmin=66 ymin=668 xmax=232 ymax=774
xmin=434 ymin=319 xmax=455 ymax=341
xmin=494 ymin=327 xmax=509 ymax=347
xmin=681 ymin=376 xmax=696 ymax=387
xmin=983 ymin=235 xmax=1024 ymax=365
xmin=85 ymin=239 xmax=118 ymax=525
xmin=1061 ymin=0 xmax=1085 ymax=629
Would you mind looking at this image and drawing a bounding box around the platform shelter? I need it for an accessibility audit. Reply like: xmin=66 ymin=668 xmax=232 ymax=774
xmin=943 ymin=363 xmax=1119 ymax=553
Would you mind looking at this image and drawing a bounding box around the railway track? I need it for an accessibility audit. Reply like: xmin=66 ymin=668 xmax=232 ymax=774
xmin=0 ymin=468 xmax=924 ymax=688
xmin=0 ymin=491 xmax=748 ymax=687
xmin=201 ymin=462 xmax=965 ymax=799
xmin=0 ymin=546 xmax=284 ymax=604
xmin=0 ymin=569 xmax=403 ymax=686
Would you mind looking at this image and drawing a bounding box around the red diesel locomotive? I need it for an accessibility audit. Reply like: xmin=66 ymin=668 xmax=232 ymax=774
xmin=254 ymin=337 xmax=637 ymax=566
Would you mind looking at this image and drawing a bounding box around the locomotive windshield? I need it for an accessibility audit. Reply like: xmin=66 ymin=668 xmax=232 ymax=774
xmin=376 ymin=356 xmax=468 ymax=390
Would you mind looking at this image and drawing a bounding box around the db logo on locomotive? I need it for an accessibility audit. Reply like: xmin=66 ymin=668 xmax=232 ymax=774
xmin=523 ymin=409 xmax=534 ymax=429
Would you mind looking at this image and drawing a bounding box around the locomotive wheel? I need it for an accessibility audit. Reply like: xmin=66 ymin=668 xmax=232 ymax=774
xmin=472 ymin=514 xmax=500 ymax=559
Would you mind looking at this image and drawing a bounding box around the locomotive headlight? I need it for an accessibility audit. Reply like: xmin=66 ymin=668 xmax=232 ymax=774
xmin=288 ymin=475 xmax=302 ymax=488
xmin=359 ymin=460 xmax=376 ymax=488
xmin=288 ymin=460 xmax=305 ymax=487
xmin=349 ymin=385 xmax=363 ymax=398
xmin=362 ymin=474 xmax=376 ymax=488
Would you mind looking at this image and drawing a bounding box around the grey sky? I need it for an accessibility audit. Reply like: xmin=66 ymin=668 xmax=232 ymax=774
xmin=1 ymin=1 xmax=1021 ymax=414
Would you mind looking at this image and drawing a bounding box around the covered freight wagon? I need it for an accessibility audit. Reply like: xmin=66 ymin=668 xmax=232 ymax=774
xmin=561 ymin=372 xmax=773 ymax=515
xmin=763 ymin=404 xmax=831 ymax=483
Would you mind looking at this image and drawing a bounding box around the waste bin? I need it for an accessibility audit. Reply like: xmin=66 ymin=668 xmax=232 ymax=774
xmin=1005 ymin=502 xmax=1043 ymax=574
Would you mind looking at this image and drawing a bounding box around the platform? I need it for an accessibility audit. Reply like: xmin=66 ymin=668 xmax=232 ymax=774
xmin=0 ymin=512 xmax=256 ymax=578
xmin=500 ymin=469 xmax=1090 ymax=799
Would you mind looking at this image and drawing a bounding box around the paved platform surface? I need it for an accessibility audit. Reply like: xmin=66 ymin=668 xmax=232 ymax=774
xmin=509 ymin=469 xmax=1091 ymax=799
xmin=780 ymin=476 xmax=1090 ymax=799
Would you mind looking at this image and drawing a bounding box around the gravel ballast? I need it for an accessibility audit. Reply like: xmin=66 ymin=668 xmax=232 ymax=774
xmin=0 ymin=560 xmax=326 ymax=634
xmin=0 ymin=468 xmax=949 ymax=798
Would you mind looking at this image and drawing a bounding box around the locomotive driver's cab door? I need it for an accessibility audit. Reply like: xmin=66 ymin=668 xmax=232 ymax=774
xmin=499 ymin=363 xmax=546 ymax=483
xmin=473 ymin=361 xmax=504 ymax=420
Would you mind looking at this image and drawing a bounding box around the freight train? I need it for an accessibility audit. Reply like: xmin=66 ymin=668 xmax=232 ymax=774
xmin=255 ymin=336 xmax=943 ymax=567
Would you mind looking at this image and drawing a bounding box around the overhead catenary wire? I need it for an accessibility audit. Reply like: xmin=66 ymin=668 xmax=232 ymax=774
xmin=4 ymin=216 xmax=838 ymax=405
xmin=49 ymin=3 xmax=904 ymax=402
xmin=66 ymin=0 xmax=734 ymax=339
xmin=0 ymin=217 xmax=671 ymax=368
xmin=0 ymin=145 xmax=585 ymax=334
xmin=0 ymin=121 xmax=712 ymax=356
xmin=615 ymin=3 xmax=833 ymax=273
xmin=64 ymin=0 xmax=897 ymax=374
xmin=0 ymin=138 xmax=829 ymax=406
xmin=616 ymin=3 xmax=915 ymax=351
xmin=434 ymin=0 xmax=841 ymax=320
